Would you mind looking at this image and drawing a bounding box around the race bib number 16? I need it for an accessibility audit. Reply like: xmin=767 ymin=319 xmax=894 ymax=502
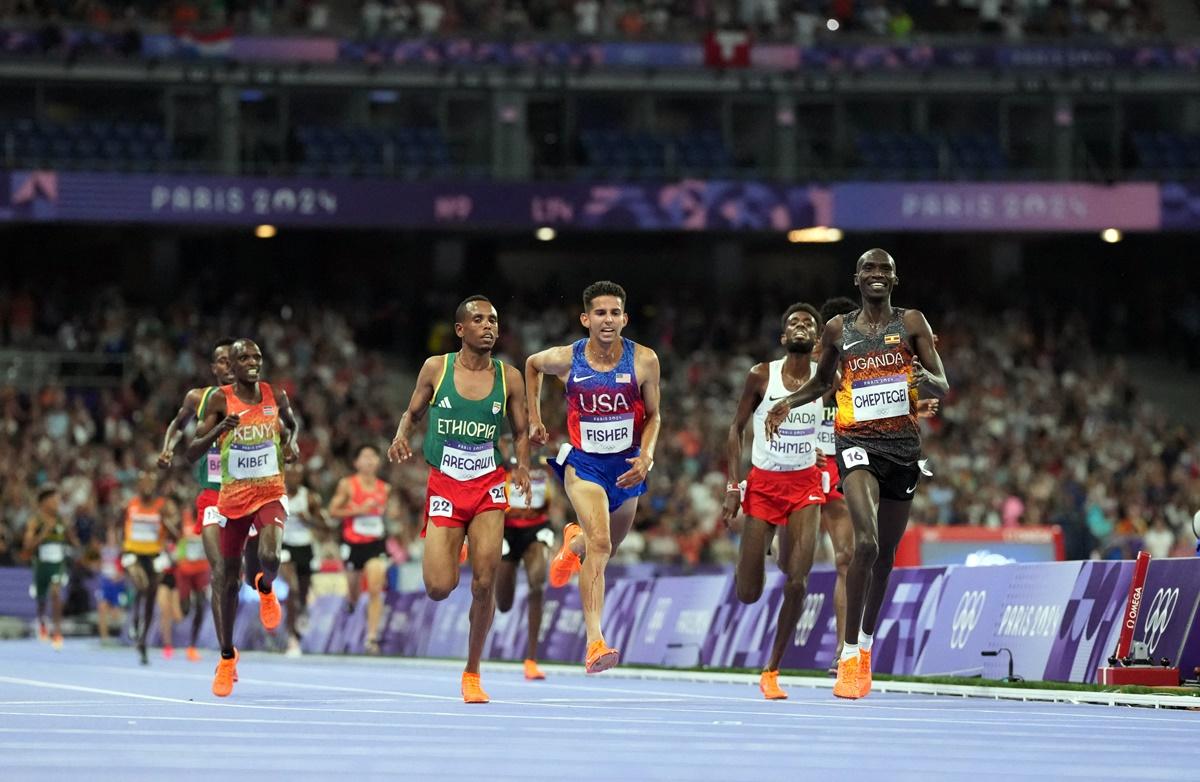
xmin=842 ymin=447 xmax=869 ymax=468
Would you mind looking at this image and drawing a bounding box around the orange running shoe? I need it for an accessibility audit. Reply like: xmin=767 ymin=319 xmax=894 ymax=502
xmin=162 ymin=645 xmax=174 ymax=660
xmin=186 ymin=646 xmax=201 ymax=663
xmin=549 ymin=523 xmax=583 ymax=588
xmin=459 ymin=542 xmax=469 ymax=565
xmin=255 ymin=572 xmax=281 ymax=631
xmin=759 ymin=670 xmax=787 ymax=700
xmin=51 ymin=634 xmax=64 ymax=652
xmin=856 ymin=649 xmax=872 ymax=699
xmin=585 ymin=639 xmax=619 ymax=674
xmin=461 ymin=672 xmax=489 ymax=704
xmin=524 ymin=659 xmax=546 ymax=680
xmin=37 ymin=621 xmax=49 ymax=642
xmin=832 ymin=654 xmax=860 ymax=700
xmin=212 ymin=653 xmax=237 ymax=697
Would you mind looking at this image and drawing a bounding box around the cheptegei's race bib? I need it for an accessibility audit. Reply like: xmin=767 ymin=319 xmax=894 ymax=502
xmin=580 ymin=413 xmax=634 ymax=454
xmin=439 ymin=440 xmax=496 ymax=481
xmin=851 ymin=374 xmax=910 ymax=422
xmin=228 ymin=442 xmax=280 ymax=481
xmin=351 ymin=515 xmax=385 ymax=539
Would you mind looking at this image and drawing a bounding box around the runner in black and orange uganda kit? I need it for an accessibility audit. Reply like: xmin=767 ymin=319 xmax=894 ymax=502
xmin=766 ymin=249 xmax=948 ymax=701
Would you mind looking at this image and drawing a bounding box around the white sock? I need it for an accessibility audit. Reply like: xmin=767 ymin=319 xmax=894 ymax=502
xmin=840 ymin=643 xmax=859 ymax=662
xmin=859 ymin=631 xmax=874 ymax=652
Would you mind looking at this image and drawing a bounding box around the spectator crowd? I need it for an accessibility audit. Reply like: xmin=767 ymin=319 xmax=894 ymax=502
xmin=0 ymin=0 xmax=1167 ymax=43
xmin=1 ymin=279 xmax=1197 ymax=576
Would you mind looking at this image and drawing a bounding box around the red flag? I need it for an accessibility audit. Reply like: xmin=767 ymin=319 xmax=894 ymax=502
xmin=703 ymin=29 xmax=751 ymax=68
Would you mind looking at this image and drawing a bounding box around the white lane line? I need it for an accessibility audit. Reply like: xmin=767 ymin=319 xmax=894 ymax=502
xmin=2 ymin=716 xmax=1181 ymax=753
xmin=0 ymin=676 xmax=203 ymax=706
xmin=4 ymin=672 xmax=1194 ymax=737
xmin=28 ymin=656 xmax=1200 ymax=724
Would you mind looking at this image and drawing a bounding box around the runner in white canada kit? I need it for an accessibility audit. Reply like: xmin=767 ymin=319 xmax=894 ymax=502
xmin=722 ymin=302 xmax=828 ymax=700
xmin=765 ymin=249 xmax=949 ymax=700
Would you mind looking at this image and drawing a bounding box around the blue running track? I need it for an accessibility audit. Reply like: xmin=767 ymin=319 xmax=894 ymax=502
xmin=1 ymin=640 xmax=1197 ymax=781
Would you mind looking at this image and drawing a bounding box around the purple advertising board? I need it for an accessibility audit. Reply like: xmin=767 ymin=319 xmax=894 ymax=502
xmin=832 ymin=182 xmax=1161 ymax=232
xmin=379 ymin=590 xmax=426 ymax=657
xmin=1129 ymin=558 xmax=1200 ymax=670
xmin=0 ymin=171 xmax=825 ymax=232
xmin=916 ymin=562 xmax=1083 ymax=680
xmin=777 ymin=569 xmax=839 ymax=671
xmin=484 ymin=582 xmax=530 ymax=661
xmin=12 ymin=557 xmax=1195 ymax=685
xmin=701 ymin=571 xmax=783 ymax=670
xmin=600 ymin=578 xmax=658 ymax=661
xmin=0 ymin=567 xmax=35 ymax=621
xmin=300 ymin=595 xmax=341 ymax=654
xmin=868 ymin=565 xmax=948 ymax=676
xmin=540 ymin=585 xmax=588 ymax=664
xmin=421 ymin=585 xmax=472 ymax=659
xmin=623 ymin=575 xmax=728 ymax=667
xmin=1043 ymin=560 xmax=1133 ymax=683
xmin=8 ymin=171 xmax=1198 ymax=232
xmin=6 ymin=28 xmax=1197 ymax=73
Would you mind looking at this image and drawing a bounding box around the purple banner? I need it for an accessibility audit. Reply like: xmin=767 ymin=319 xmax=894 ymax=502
xmin=623 ymin=575 xmax=728 ymax=667
xmin=701 ymin=571 xmax=783 ymax=669
xmin=0 ymin=172 xmax=826 ymax=232
xmin=1130 ymin=559 xmax=1200 ymax=668
xmin=1161 ymin=182 xmax=1200 ymax=230
xmin=485 ymin=583 xmax=530 ymax=661
xmin=869 ymin=565 xmax=948 ymax=676
xmin=1044 ymin=561 xmax=1133 ymax=682
xmin=379 ymin=590 xmax=426 ymax=656
xmin=12 ymin=558 xmax=1199 ymax=685
xmin=833 ymin=182 xmax=1161 ymax=232
xmin=917 ymin=562 xmax=1083 ymax=680
xmin=600 ymin=578 xmax=658 ymax=660
xmin=1 ymin=29 xmax=1197 ymax=72
xmin=326 ymin=593 xmax=371 ymax=655
xmin=776 ymin=570 xmax=839 ymax=671
xmin=0 ymin=567 xmax=35 ymax=621
xmin=8 ymin=171 xmax=1200 ymax=232
xmin=301 ymin=594 xmax=343 ymax=654
xmin=540 ymin=585 xmax=587 ymax=664
xmin=422 ymin=585 xmax=473 ymax=659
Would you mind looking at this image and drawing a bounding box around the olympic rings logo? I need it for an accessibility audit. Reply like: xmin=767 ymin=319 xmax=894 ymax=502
xmin=1140 ymin=587 xmax=1179 ymax=656
xmin=793 ymin=593 xmax=826 ymax=647
xmin=949 ymin=590 xmax=986 ymax=650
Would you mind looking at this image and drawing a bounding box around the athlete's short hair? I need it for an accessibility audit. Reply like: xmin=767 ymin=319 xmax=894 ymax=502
xmin=582 ymin=281 xmax=626 ymax=311
xmin=781 ymin=303 xmax=820 ymax=333
xmin=354 ymin=443 xmax=380 ymax=460
xmin=211 ymin=337 xmax=236 ymax=360
xmin=819 ymin=297 xmax=858 ymax=325
xmin=36 ymin=483 xmax=58 ymax=503
xmin=856 ymin=248 xmax=894 ymax=272
xmin=455 ymin=295 xmax=493 ymax=324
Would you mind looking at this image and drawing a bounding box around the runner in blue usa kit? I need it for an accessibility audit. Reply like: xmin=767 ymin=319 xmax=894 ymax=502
xmin=526 ymin=280 xmax=662 ymax=675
